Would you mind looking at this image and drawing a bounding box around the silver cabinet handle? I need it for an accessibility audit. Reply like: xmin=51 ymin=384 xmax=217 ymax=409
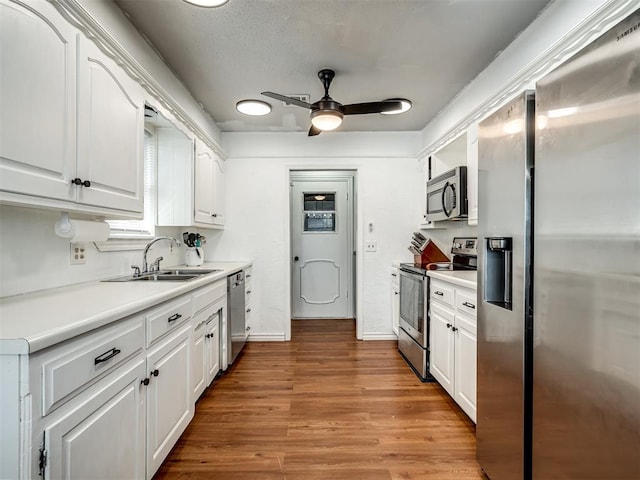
xmin=462 ymin=301 xmax=476 ymax=309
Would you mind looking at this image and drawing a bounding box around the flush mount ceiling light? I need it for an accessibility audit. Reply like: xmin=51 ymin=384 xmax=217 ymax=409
xmin=183 ymin=0 xmax=230 ymax=6
xmin=310 ymin=109 xmax=343 ymax=131
xmin=380 ymin=98 xmax=412 ymax=115
xmin=236 ymin=100 xmax=271 ymax=116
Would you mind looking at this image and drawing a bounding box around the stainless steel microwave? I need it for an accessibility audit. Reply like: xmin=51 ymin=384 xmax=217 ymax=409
xmin=425 ymin=166 xmax=468 ymax=222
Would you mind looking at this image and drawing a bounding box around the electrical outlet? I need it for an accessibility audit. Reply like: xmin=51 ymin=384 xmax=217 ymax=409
xmin=70 ymin=243 xmax=86 ymax=265
xmin=365 ymin=241 xmax=377 ymax=252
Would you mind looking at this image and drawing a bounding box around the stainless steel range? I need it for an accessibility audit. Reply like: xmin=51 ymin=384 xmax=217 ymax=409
xmin=398 ymin=237 xmax=477 ymax=381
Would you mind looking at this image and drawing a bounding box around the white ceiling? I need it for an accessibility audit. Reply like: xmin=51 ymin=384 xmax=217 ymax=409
xmin=114 ymin=0 xmax=552 ymax=134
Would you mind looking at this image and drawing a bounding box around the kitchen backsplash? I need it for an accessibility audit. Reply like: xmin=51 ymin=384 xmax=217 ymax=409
xmin=0 ymin=205 xmax=184 ymax=298
xmin=424 ymin=222 xmax=478 ymax=259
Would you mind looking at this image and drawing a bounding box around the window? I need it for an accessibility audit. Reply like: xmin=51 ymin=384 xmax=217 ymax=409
xmin=303 ymin=192 xmax=336 ymax=232
xmin=106 ymin=131 xmax=156 ymax=238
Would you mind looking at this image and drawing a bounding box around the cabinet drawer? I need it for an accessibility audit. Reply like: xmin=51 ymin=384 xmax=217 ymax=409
xmin=430 ymin=280 xmax=454 ymax=308
xmin=192 ymin=279 xmax=226 ymax=314
xmin=41 ymin=317 xmax=144 ymax=416
xmin=456 ymin=288 xmax=478 ymax=318
xmin=146 ymin=296 xmax=192 ymax=346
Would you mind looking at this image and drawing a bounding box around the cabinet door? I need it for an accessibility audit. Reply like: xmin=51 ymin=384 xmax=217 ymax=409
xmin=391 ymin=274 xmax=400 ymax=335
xmin=430 ymin=303 xmax=455 ymax=396
xmin=211 ymin=154 xmax=225 ymax=226
xmin=77 ymin=37 xmax=143 ymax=214
xmin=44 ymin=359 xmax=146 ymax=480
xmin=191 ymin=320 xmax=207 ymax=401
xmin=0 ymin=0 xmax=76 ymax=201
xmin=146 ymin=326 xmax=193 ymax=478
xmin=454 ymin=314 xmax=477 ymax=423
xmin=466 ymin=123 xmax=479 ymax=225
xmin=205 ymin=316 xmax=220 ymax=384
xmin=193 ymin=140 xmax=215 ymax=225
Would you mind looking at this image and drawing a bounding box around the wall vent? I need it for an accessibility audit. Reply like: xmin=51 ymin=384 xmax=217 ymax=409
xmin=282 ymin=94 xmax=311 ymax=106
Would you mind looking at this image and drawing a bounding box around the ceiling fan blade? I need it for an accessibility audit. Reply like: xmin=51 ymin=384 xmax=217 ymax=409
xmin=342 ymin=100 xmax=402 ymax=115
xmin=308 ymin=125 xmax=322 ymax=136
xmin=261 ymin=91 xmax=312 ymax=109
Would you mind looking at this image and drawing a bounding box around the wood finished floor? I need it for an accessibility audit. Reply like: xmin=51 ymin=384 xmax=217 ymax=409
xmin=154 ymin=319 xmax=487 ymax=480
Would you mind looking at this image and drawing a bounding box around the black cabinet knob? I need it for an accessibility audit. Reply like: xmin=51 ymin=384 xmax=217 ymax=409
xmin=446 ymin=323 xmax=452 ymax=329
xmin=141 ymin=378 xmax=150 ymax=386
xmin=151 ymin=369 xmax=159 ymax=377
xmin=71 ymin=177 xmax=82 ymax=185
xmin=294 ymin=256 xmax=299 ymax=261
xmin=83 ymin=180 xmax=91 ymax=187
xmin=452 ymin=327 xmax=458 ymax=332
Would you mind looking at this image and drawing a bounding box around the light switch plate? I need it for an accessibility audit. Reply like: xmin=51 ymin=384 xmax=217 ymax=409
xmin=70 ymin=243 xmax=86 ymax=265
xmin=365 ymin=241 xmax=377 ymax=252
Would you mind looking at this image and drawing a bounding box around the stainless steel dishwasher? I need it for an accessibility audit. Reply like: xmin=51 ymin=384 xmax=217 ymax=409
xmin=227 ymin=271 xmax=246 ymax=364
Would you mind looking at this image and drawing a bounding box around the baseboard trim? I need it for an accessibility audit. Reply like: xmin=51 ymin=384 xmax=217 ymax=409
xmin=362 ymin=332 xmax=398 ymax=341
xmin=247 ymin=334 xmax=287 ymax=342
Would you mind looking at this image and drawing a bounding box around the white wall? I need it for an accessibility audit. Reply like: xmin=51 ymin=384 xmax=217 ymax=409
xmin=205 ymin=131 xmax=422 ymax=340
xmin=0 ymin=205 xmax=185 ymax=297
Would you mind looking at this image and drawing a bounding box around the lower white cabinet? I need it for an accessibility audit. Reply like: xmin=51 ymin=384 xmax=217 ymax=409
xmin=391 ymin=266 xmax=400 ymax=335
xmin=43 ymin=358 xmax=147 ymax=480
xmin=429 ymin=278 xmax=477 ymax=422
xmin=145 ymin=324 xmax=193 ymax=478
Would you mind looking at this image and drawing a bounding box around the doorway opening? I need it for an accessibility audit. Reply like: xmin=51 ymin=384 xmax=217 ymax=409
xmin=289 ymin=170 xmax=356 ymax=329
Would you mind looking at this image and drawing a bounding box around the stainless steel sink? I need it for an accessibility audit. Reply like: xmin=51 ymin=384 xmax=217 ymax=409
xmin=133 ymin=274 xmax=200 ymax=281
xmin=102 ymin=268 xmax=221 ymax=282
xmin=158 ymin=268 xmax=221 ymax=275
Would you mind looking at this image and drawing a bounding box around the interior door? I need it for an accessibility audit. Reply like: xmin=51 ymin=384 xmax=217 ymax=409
xmin=291 ymin=176 xmax=353 ymax=319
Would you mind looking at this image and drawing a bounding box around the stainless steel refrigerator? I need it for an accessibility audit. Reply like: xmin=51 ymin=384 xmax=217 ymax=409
xmin=477 ymin=8 xmax=640 ymax=480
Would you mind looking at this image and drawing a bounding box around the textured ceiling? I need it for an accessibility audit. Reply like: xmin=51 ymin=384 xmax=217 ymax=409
xmin=114 ymin=0 xmax=552 ymax=133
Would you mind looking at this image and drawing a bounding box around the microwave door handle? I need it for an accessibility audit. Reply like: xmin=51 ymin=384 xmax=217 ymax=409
xmin=441 ymin=181 xmax=451 ymax=217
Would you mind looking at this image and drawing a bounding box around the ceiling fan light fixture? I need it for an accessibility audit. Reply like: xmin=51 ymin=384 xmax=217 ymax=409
xmin=183 ymin=0 xmax=230 ymax=7
xmin=380 ymin=98 xmax=412 ymax=115
xmin=236 ymin=99 xmax=272 ymax=116
xmin=310 ymin=110 xmax=343 ymax=131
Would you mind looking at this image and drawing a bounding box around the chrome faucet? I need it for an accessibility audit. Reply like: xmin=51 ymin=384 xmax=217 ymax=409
xmin=141 ymin=236 xmax=181 ymax=274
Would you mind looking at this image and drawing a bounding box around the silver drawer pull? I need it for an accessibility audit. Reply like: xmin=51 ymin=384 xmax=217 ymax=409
xmin=94 ymin=348 xmax=121 ymax=365
xmin=462 ymin=301 xmax=476 ymax=309
xmin=434 ymin=291 xmax=444 ymax=296
xmin=167 ymin=313 xmax=182 ymax=322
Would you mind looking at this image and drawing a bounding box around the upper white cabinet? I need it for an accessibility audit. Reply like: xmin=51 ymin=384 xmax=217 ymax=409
xmin=194 ymin=139 xmax=225 ymax=227
xmin=0 ymin=0 xmax=77 ymax=202
xmin=466 ymin=123 xmax=479 ymax=225
xmin=76 ymin=37 xmax=144 ymax=214
xmin=156 ymin=132 xmax=225 ymax=229
xmin=0 ymin=0 xmax=144 ymax=217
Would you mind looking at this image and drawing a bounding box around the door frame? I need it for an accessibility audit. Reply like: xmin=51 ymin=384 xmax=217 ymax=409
xmin=284 ymin=166 xmax=362 ymax=340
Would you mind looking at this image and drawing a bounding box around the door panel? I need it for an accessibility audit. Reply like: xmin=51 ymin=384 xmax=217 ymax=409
xmin=291 ymin=176 xmax=353 ymax=318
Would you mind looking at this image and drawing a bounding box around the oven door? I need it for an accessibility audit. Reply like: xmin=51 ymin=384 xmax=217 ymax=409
xmin=399 ymin=269 xmax=428 ymax=347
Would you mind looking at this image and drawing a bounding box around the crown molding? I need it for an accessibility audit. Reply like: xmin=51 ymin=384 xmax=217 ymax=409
xmin=418 ymin=0 xmax=638 ymax=159
xmin=49 ymin=0 xmax=226 ymax=160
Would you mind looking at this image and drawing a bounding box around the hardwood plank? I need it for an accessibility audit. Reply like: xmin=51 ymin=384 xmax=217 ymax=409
xmin=153 ymin=319 xmax=487 ymax=479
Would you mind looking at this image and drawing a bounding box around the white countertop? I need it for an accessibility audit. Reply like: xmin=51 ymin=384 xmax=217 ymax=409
xmin=0 ymin=261 xmax=250 ymax=354
xmin=427 ymin=270 xmax=477 ymax=289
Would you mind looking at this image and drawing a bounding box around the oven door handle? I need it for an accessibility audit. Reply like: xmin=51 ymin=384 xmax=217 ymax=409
xmin=441 ymin=182 xmax=452 ymax=218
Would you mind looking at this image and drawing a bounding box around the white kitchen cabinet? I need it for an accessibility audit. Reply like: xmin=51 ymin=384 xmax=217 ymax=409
xmin=391 ymin=266 xmax=400 ymax=335
xmin=43 ymin=358 xmax=146 ymax=480
xmin=157 ymin=135 xmax=225 ymax=228
xmin=244 ymin=266 xmax=252 ymax=337
xmin=466 ymin=123 xmax=479 ymax=225
xmin=76 ymin=36 xmax=144 ymax=214
xmin=0 ymin=0 xmax=144 ymax=217
xmin=191 ymin=280 xmax=226 ymax=400
xmin=194 ymin=138 xmax=225 ymax=227
xmin=429 ymin=278 xmax=477 ymax=422
xmin=146 ymin=323 xmax=193 ymax=479
xmin=430 ymin=302 xmax=455 ymax=395
xmin=0 ymin=0 xmax=77 ymax=203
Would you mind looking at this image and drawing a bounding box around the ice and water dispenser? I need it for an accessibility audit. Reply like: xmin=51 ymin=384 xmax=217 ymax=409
xmin=484 ymin=237 xmax=513 ymax=310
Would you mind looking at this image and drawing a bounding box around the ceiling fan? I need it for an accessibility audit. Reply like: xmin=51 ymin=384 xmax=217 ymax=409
xmin=261 ymin=69 xmax=406 ymax=136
